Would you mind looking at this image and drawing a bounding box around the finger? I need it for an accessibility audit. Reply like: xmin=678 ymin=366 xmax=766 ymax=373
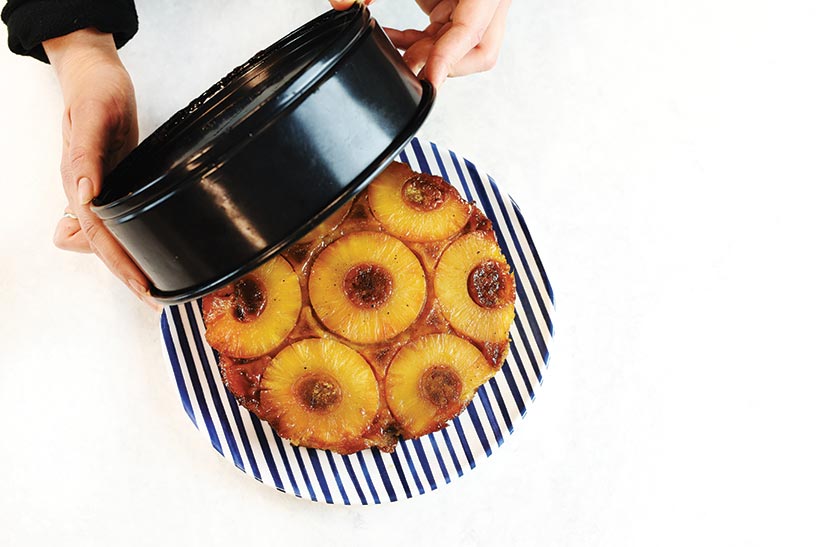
xmin=423 ymin=0 xmax=501 ymax=87
xmin=423 ymin=21 xmax=446 ymax=38
xmin=429 ymin=0 xmax=456 ymax=24
xmin=53 ymin=216 xmax=93 ymax=253
xmin=75 ymin=206 xmax=161 ymax=311
xmin=403 ymin=37 xmax=435 ymax=75
xmin=448 ymin=0 xmax=511 ymax=77
xmin=414 ymin=0 xmax=439 ymax=15
xmin=385 ymin=28 xmax=429 ymax=50
xmin=67 ymin=100 xmax=113 ymax=205
xmin=399 ymin=21 xmax=447 ymax=69
xmin=60 ymin=113 xmax=80 ymax=212
xmin=329 ymin=0 xmax=375 ymax=9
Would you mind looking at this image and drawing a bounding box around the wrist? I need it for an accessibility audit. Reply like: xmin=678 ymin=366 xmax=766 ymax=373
xmin=44 ymin=28 xmax=120 ymax=78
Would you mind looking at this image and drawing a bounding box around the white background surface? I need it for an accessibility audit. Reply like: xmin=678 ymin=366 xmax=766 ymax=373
xmin=2 ymin=0 xmax=819 ymax=545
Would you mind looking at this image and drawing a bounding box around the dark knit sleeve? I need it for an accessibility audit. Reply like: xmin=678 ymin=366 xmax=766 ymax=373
xmin=2 ymin=0 xmax=138 ymax=63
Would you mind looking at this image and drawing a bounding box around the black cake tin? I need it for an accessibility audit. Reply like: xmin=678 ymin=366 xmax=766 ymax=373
xmin=92 ymin=4 xmax=435 ymax=303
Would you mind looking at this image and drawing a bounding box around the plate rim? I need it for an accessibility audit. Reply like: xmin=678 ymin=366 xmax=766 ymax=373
xmin=159 ymin=137 xmax=554 ymax=504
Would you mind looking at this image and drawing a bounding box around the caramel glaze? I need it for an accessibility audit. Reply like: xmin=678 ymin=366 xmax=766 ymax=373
xmin=295 ymin=374 xmax=342 ymax=412
xmin=219 ymin=355 xmax=270 ymax=414
xmin=215 ymin=183 xmax=512 ymax=453
xmin=401 ymin=174 xmax=448 ymax=211
xmin=233 ymin=276 xmax=266 ymax=322
xmin=419 ymin=365 xmax=463 ymax=407
xmin=468 ymin=260 xmax=515 ymax=309
xmin=343 ymin=264 xmax=393 ymax=309
xmin=285 ymin=241 xmax=312 ymax=264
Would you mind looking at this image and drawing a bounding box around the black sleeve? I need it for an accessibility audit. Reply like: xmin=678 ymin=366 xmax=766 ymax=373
xmin=2 ymin=0 xmax=138 ymax=63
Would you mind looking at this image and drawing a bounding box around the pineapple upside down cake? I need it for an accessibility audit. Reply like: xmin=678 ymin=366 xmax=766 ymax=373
xmin=203 ymin=162 xmax=516 ymax=454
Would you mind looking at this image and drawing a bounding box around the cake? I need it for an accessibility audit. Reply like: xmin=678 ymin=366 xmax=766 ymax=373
xmin=202 ymin=162 xmax=516 ymax=454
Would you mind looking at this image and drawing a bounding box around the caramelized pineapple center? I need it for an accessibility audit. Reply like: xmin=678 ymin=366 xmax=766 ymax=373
xmin=419 ymin=365 xmax=463 ymax=408
xmin=294 ymin=373 xmax=343 ymax=413
xmin=468 ymin=260 xmax=514 ymax=308
xmin=343 ymin=264 xmax=394 ymax=309
xmin=232 ymin=276 xmax=266 ymax=322
xmin=401 ymin=174 xmax=446 ymax=211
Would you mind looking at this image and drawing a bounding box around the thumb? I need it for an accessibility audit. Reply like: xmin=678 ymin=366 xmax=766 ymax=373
xmin=329 ymin=0 xmax=373 ymax=10
xmin=67 ymin=100 xmax=111 ymax=205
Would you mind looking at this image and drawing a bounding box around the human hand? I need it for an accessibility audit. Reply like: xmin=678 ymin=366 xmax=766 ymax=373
xmin=44 ymin=29 xmax=159 ymax=311
xmin=329 ymin=0 xmax=511 ymax=87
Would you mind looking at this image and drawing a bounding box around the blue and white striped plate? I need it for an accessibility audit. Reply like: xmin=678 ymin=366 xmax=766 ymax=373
xmin=159 ymin=139 xmax=554 ymax=504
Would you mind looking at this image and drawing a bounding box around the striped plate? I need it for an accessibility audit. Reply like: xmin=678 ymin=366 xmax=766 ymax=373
xmin=159 ymin=139 xmax=554 ymax=504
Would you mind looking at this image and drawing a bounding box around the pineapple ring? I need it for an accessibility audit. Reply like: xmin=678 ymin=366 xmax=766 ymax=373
xmin=309 ymin=231 xmax=426 ymax=344
xmin=260 ymin=338 xmax=380 ymax=453
xmin=368 ymin=162 xmax=471 ymax=242
xmin=385 ymin=334 xmax=495 ymax=438
xmin=435 ymin=232 xmax=516 ymax=343
xmin=203 ymin=256 xmax=302 ymax=359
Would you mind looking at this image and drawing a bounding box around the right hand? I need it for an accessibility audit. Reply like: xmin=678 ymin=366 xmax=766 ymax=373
xmin=44 ymin=29 xmax=160 ymax=310
xmin=330 ymin=0 xmax=510 ymax=88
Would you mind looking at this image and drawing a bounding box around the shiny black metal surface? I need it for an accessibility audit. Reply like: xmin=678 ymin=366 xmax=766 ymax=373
xmin=92 ymin=5 xmax=434 ymax=303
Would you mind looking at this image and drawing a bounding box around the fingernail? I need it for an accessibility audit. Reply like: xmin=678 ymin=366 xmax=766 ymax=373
xmin=129 ymin=279 xmax=162 ymax=312
xmin=78 ymin=177 xmax=94 ymax=205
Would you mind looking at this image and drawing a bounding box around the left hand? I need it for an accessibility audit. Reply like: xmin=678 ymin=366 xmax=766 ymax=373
xmin=44 ymin=29 xmax=160 ymax=310
xmin=329 ymin=0 xmax=512 ymax=87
